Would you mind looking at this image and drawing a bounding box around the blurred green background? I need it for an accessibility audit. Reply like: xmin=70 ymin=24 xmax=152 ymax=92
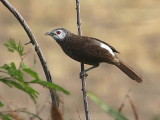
xmin=0 ymin=0 xmax=160 ymax=120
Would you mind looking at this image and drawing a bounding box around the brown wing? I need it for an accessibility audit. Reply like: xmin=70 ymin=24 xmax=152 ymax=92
xmin=65 ymin=35 xmax=117 ymax=65
xmin=89 ymin=37 xmax=119 ymax=53
xmin=83 ymin=44 xmax=116 ymax=63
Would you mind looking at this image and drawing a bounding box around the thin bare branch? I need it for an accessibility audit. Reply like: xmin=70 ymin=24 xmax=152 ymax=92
xmin=0 ymin=70 xmax=8 ymax=74
xmin=127 ymin=95 xmax=139 ymax=120
xmin=76 ymin=0 xmax=82 ymax=36
xmin=75 ymin=0 xmax=91 ymax=120
xmin=118 ymin=98 xmax=127 ymax=113
xmin=118 ymin=89 xmax=138 ymax=120
xmin=0 ymin=0 xmax=57 ymax=106
xmin=118 ymin=89 xmax=132 ymax=113
xmin=30 ymin=95 xmax=50 ymax=120
xmin=77 ymin=109 xmax=82 ymax=120
xmin=1 ymin=108 xmax=43 ymax=120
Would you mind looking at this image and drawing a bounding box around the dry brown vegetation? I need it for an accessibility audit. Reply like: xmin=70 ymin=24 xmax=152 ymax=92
xmin=0 ymin=0 xmax=160 ymax=120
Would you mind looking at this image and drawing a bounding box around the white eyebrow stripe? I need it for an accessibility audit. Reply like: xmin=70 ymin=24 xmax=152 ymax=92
xmin=100 ymin=43 xmax=115 ymax=56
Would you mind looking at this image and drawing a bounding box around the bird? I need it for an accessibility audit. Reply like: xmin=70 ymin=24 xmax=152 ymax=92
xmin=45 ymin=28 xmax=142 ymax=83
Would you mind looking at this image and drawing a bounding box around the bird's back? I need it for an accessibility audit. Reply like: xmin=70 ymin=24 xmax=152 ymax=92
xmin=57 ymin=33 xmax=119 ymax=65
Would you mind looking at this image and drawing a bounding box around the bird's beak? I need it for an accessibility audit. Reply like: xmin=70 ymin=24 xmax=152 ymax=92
xmin=45 ymin=32 xmax=51 ymax=35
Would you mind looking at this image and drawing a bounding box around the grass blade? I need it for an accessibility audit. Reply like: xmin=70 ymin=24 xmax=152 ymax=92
xmin=88 ymin=92 xmax=129 ymax=120
xmin=0 ymin=101 xmax=4 ymax=107
xmin=30 ymin=79 xmax=70 ymax=95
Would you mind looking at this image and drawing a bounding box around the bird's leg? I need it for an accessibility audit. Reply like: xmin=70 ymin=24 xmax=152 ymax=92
xmin=80 ymin=65 xmax=99 ymax=78
xmin=83 ymin=65 xmax=99 ymax=73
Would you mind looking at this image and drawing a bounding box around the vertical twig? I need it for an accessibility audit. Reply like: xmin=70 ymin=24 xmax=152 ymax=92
xmin=127 ymin=95 xmax=139 ymax=120
xmin=0 ymin=0 xmax=57 ymax=106
xmin=77 ymin=109 xmax=82 ymax=120
xmin=118 ymin=89 xmax=131 ymax=113
xmin=118 ymin=89 xmax=139 ymax=120
xmin=75 ymin=0 xmax=90 ymax=120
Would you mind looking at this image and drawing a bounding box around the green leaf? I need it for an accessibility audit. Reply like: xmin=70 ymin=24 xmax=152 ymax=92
xmin=0 ymin=77 xmax=12 ymax=87
xmin=88 ymin=92 xmax=129 ymax=120
xmin=0 ymin=113 xmax=12 ymax=120
xmin=10 ymin=62 xmax=16 ymax=70
xmin=0 ymin=101 xmax=4 ymax=107
xmin=4 ymin=38 xmax=16 ymax=52
xmin=30 ymin=79 xmax=70 ymax=95
xmin=20 ymin=62 xmax=27 ymax=69
xmin=17 ymin=42 xmax=24 ymax=56
xmin=4 ymin=39 xmax=25 ymax=56
xmin=0 ymin=77 xmax=39 ymax=102
xmin=23 ymin=68 xmax=39 ymax=79
xmin=0 ymin=63 xmax=24 ymax=81
xmin=0 ymin=64 xmax=10 ymax=71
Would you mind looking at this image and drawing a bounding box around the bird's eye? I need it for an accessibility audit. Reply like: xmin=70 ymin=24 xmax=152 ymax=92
xmin=56 ymin=31 xmax=61 ymax=34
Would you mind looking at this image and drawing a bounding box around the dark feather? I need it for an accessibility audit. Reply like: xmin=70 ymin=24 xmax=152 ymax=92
xmin=115 ymin=59 xmax=142 ymax=83
xmin=57 ymin=34 xmax=117 ymax=65
xmin=88 ymin=37 xmax=119 ymax=53
xmin=55 ymin=31 xmax=142 ymax=83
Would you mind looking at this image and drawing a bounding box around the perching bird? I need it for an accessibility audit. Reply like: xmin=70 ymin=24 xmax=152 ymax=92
xmin=45 ymin=28 xmax=142 ymax=83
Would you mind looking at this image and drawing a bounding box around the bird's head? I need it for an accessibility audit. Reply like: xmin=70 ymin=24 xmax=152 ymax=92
xmin=45 ymin=28 xmax=68 ymax=41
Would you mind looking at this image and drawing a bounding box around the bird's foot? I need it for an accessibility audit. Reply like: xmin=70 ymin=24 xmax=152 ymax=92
xmin=79 ymin=71 xmax=88 ymax=79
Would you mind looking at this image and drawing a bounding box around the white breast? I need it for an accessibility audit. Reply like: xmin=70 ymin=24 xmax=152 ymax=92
xmin=100 ymin=43 xmax=115 ymax=56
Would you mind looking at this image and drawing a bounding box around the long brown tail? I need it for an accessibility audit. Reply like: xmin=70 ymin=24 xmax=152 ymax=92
xmin=115 ymin=59 xmax=142 ymax=83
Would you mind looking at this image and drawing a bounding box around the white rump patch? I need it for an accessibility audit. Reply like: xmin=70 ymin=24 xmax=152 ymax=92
xmin=100 ymin=43 xmax=115 ymax=56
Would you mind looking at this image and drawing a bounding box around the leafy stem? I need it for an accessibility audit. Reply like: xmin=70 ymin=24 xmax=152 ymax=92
xmin=0 ymin=40 xmax=70 ymax=103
